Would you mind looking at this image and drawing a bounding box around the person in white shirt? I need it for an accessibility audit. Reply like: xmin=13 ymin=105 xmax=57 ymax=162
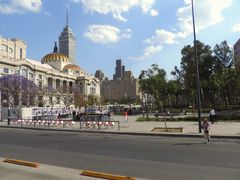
xmin=209 ymin=108 xmax=216 ymax=124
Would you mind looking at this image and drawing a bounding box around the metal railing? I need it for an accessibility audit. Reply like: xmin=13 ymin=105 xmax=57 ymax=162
xmin=79 ymin=114 xmax=120 ymax=131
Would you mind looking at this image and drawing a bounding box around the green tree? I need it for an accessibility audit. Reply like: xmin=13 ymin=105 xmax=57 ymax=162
xmin=166 ymin=80 xmax=182 ymax=108
xmin=179 ymin=40 xmax=214 ymax=108
xmin=139 ymin=64 xmax=167 ymax=118
xmin=213 ymin=40 xmax=235 ymax=107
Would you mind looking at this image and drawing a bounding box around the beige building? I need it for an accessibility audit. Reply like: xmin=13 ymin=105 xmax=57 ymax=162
xmin=0 ymin=35 xmax=100 ymax=108
xmin=101 ymin=61 xmax=140 ymax=102
xmin=0 ymin=36 xmax=26 ymax=60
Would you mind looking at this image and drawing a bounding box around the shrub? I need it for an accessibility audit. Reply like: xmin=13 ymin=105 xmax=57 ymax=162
xmin=136 ymin=116 xmax=199 ymax=122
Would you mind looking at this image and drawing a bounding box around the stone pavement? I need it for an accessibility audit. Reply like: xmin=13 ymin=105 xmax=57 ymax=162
xmin=0 ymin=157 xmax=101 ymax=180
xmin=1 ymin=114 xmax=240 ymax=137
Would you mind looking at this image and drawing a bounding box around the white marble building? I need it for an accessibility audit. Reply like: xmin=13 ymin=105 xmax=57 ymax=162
xmin=0 ymin=35 xmax=100 ymax=108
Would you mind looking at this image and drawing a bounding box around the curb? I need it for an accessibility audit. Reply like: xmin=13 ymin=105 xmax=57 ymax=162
xmin=0 ymin=125 xmax=239 ymax=140
xmin=81 ymin=170 xmax=136 ymax=180
xmin=3 ymin=158 xmax=39 ymax=168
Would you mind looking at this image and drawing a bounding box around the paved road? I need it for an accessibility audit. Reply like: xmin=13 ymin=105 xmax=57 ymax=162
xmin=0 ymin=128 xmax=240 ymax=180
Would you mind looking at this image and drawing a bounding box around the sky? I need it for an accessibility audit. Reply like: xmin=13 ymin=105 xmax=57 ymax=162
xmin=1 ymin=0 xmax=240 ymax=80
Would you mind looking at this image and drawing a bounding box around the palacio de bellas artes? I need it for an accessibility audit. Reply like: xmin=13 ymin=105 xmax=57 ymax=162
xmin=0 ymin=13 xmax=101 ymax=120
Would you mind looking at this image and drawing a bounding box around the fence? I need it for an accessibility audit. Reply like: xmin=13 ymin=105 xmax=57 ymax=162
xmin=79 ymin=114 xmax=120 ymax=130
xmin=10 ymin=119 xmax=76 ymax=128
xmin=5 ymin=114 xmax=120 ymax=131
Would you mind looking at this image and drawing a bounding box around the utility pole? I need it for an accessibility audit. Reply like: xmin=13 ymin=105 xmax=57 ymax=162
xmin=191 ymin=0 xmax=202 ymax=133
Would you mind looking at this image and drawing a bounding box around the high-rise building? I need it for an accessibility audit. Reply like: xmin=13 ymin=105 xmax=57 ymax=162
xmin=101 ymin=59 xmax=140 ymax=101
xmin=101 ymin=74 xmax=140 ymax=102
xmin=113 ymin=59 xmax=124 ymax=80
xmin=58 ymin=10 xmax=76 ymax=65
xmin=234 ymin=38 xmax=240 ymax=63
xmin=95 ymin=70 xmax=105 ymax=83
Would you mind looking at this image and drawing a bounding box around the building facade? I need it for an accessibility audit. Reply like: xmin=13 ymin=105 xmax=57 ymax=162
xmin=101 ymin=59 xmax=140 ymax=102
xmin=58 ymin=12 xmax=76 ymax=65
xmin=113 ymin=59 xmax=125 ymax=80
xmin=234 ymin=38 xmax=240 ymax=63
xmin=0 ymin=32 xmax=100 ymax=109
xmin=95 ymin=70 xmax=105 ymax=83
xmin=0 ymin=36 xmax=26 ymax=60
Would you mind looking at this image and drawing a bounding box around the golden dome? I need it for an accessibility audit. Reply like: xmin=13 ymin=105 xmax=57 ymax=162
xmin=62 ymin=64 xmax=81 ymax=71
xmin=41 ymin=53 xmax=69 ymax=63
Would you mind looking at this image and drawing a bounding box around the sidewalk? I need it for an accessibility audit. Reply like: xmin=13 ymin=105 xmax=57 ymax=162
xmin=1 ymin=115 xmax=240 ymax=138
xmin=0 ymin=157 xmax=100 ymax=180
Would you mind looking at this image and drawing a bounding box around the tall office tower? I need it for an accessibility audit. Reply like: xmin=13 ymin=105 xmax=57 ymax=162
xmin=95 ymin=70 xmax=105 ymax=83
xmin=58 ymin=10 xmax=76 ymax=64
xmin=234 ymin=39 xmax=240 ymax=63
xmin=113 ymin=59 xmax=124 ymax=80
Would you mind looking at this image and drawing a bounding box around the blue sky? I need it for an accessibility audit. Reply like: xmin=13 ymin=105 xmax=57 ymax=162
xmin=1 ymin=0 xmax=240 ymax=79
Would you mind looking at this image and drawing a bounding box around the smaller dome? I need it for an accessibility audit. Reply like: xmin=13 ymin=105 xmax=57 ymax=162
xmin=41 ymin=53 xmax=69 ymax=63
xmin=62 ymin=64 xmax=81 ymax=71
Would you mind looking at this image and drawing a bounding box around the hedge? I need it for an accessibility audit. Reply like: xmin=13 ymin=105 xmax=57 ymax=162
xmin=136 ymin=115 xmax=240 ymax=122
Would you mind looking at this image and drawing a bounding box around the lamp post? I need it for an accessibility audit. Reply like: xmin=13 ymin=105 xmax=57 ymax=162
xmin=7 ymin=107 xmax=10 ymax=125
xmin=191 ymin=0 xmax=202 ymax=133
xmin=142 ymin=97 xmax=145 ymax=118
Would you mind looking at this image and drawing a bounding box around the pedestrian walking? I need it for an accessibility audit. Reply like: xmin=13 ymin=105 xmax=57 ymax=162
xmin=107 ymin=111 xmax=111 ymax=120
xmin=123 ymin=110 xmax=128 ymax=122
xmin=201 ymin=118 xmax=211 ymax=144
xmin=209 ymin=108 xmax=216 ymax=124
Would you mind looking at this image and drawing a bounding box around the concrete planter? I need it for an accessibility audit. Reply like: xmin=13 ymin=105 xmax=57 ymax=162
xmin=151 ymin=127 xmax=183 ymax=133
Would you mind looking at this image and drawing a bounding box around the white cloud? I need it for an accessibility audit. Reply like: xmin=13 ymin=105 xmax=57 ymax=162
xmin=128 ymin=45 xmax=162 ymax=61
xmin=144 ymin=29 xmax=178 ymax=45
xmin=72 ymin=0 xmax=156 ymax=21
xmin=231 ymin=23 xmax=240 ymax=32
xmin=177 ymin=0 xmax=232 ymax=37
xmin=0 ymin=0 xmax=42 ymax=14
xmin=150 ymin=9 xmax=158 ymax=16
xmin=140 ymin=0 xmax=155 ymax=13
xmin=129 ymin=29 xmax=177 ymax=61
xmin=122 ymin=28 xmax=132 ymax=39
xmin=84 ymin=25 xmax=131 ymax=44
xmin=130 ymin=0 xmax=232 ymax=61
xmin=143 ymin=45 xmax=162 ymax=57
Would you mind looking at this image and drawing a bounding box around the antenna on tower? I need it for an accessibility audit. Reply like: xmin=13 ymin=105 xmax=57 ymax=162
xmin=66 ymin=7 xmax=69 ymax=27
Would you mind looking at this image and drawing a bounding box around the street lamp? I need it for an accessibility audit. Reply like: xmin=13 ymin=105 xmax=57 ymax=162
xmin=8 ymin=107 xmax=10 ymax=125
xmin=191 ymin=0 xmax=202 ymax=133
xmin=142 ymin=97 xmax=145 ymax=118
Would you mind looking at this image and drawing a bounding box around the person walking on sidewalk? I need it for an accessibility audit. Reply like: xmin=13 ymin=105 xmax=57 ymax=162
xmin=209 ymin=108 xmax=216 ymax=124
xmin=201 ymin=118 xmax=211 ymax=144
xmin=123 ymin=110 xmax=128 ymax=122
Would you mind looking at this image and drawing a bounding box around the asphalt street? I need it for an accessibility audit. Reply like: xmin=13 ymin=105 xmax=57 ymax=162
xmin=0 ymin=128 xmax=240 ymax=180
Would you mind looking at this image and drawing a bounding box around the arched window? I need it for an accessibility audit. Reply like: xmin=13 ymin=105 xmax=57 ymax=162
xmin=22 ymin=69 xmax=27 ymax=77
xmin=1 ymin=44 xmax=8 ymax=52
xmin=20 ymin=48 xmax=23 ymax=59
xmin=9 ymin=47 xmax=13 ymax=53
xmin=91 ymin=81 xmax=96 ymax=86
xmin=3 ymin=68 xmax=9 ymax=74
